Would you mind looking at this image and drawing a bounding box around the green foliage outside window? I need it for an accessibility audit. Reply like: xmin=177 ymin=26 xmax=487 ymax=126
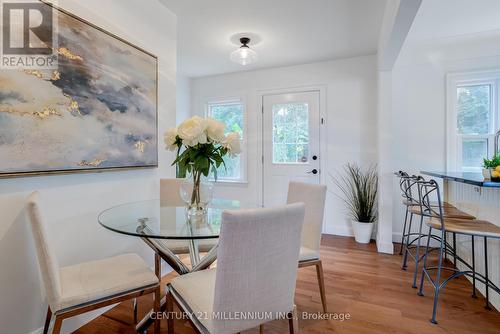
xmin=272 ymin=103 xmax=309 ymax=163
xmin=209 ymin=103 xmax=244 ymax=179
xmin=457 ymin=85 xmax=491 ymax=135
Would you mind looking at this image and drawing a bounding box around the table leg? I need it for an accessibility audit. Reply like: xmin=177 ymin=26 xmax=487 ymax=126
xmin=187 ymin=219 xmax=201 ymax=266
xmin=188 ymin=239 xmax=201 ymax=267
xmin=142 ymin=237 xmax=191 ymax=275
xmin=191 ymin=244 xmax=218 ymax=272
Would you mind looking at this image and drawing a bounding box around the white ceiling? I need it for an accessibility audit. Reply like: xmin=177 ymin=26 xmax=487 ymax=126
xmin=405 ymin=0 xmax=500 ymax=44
xmin=159 ymin=0 xmax=387 ymax=78
xmin=397 ymin=0 xmax=500 ymax=65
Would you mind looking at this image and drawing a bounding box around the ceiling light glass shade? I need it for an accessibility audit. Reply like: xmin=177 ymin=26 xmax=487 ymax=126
xmin=230 ymin=45 xmax=258 ymax=65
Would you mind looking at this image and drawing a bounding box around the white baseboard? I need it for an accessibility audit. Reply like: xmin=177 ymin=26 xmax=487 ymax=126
xmin=323 ymin=224 xmax=353 ymax=237
xmin=324 ymin=226 xmax=393 ymax=254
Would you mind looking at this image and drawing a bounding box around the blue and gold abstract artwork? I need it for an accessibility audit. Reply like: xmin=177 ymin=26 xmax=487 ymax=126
xmin=0 ymin=3 xmax=158 ymax=177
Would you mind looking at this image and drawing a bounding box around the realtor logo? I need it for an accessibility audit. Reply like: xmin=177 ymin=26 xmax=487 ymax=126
xmin=1 ymin=0 xmax=57 ymax=69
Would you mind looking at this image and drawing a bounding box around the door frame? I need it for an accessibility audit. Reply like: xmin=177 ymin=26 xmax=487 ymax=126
xmin=257 ymin=85 xmax=327 ymax=207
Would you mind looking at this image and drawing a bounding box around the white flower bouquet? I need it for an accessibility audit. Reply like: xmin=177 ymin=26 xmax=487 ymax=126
xmin=164 ymin=116 xmax=241 ymax=209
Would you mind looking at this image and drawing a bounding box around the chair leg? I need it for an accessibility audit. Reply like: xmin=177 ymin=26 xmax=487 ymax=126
xmin=260 ymin=324 xmax=264 ymax=334
xmin=133 ymin=298 xmax=138 ymax=324
xmin=315 ymin=261 xmax=327 ymax=313
xmin=430 ymin=231 xmax=446 ymax=324
xmin=412 ymin=214 xmax=424 ymax=288
xmin=154 ymin=287 xmax=161 ymax=334
xmin=418 ymin=227 xmax=433 ymax=297
xmin=452 ymin=232 xmax=457 ymax=267
xmin=471 ymin=236 xmax=477 ymax=298
xmin=399 ymin=207 xmax=409 ymax=255
xmin=166 ymin=291 xmax=174 ymax=334
xmin=402 ymin=213 xmax=414 ymax=270
xmin=52 ymin=316 xmax=63 ymax=334
xmin=484 ymin=237 xmax=491 ymax=310
xmin=288 ymin=305 xmax=299 ymax=334
xmin=43 ymin=307 xmax=52 ymax=334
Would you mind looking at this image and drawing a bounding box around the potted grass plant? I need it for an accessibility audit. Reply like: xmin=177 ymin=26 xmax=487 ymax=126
xmin=332 ymin=163 xmax=378 ymax=243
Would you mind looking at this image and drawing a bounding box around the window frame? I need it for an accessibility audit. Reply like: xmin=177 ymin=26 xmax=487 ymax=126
xmin=446 ymin=70 xmax=500 ymax=172
xmin=205 ymin=96 xmax=248 ymax=183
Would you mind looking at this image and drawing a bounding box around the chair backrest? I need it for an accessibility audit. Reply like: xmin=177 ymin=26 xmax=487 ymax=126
xmin=416 ymin=178 xmax=444 ymax=223
xmin=26 ymin=192 xmax=61 ymax=310
xmin=287 ymin=181 xmax=326 ymax=252
xmin=160 ymin=178 xmax=185 ymax=207
xmin=396 ymin=171 xmax=421 ymax=204
xmin=213 ymin=203 xmax=305 ymax=332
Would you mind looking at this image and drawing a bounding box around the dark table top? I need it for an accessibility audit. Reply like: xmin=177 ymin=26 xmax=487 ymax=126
xmin=421 ymin=171 xmax=500 ymax=188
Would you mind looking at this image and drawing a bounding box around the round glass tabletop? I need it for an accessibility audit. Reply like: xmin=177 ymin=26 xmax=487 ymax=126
xmin=98 ymin=198 xmax=256 ymax=240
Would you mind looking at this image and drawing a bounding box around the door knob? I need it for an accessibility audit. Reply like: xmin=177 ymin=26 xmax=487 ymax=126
xmin=307 ymin=169 xmax=318 ymax=175
xmin=312 ymin=155 xmax=318 ymax=160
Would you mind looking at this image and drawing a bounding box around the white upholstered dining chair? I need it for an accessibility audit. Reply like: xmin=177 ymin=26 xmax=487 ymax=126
xmin=166 ymin=203 xmax=305 ymax=334
xmin=287 ymin=181 xmax=328 ymax=312
xmin=26 ymin=192 xmax=160 ymax=334
xmin=158 ymin=178 xmax=217 ymax=255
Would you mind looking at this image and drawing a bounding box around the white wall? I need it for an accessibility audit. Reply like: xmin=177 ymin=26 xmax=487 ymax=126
xmin=176 ymin=75 xmax=191 ymax=125
xmin=190 ymin=55 xmax=378 ymax=236
xmin=0 ymin=1 xmax=177 ymax=333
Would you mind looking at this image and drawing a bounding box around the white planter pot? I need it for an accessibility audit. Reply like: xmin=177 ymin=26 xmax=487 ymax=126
xmin=482 ymin=168 xmax=491 ymax=181
xmin=352 ymin=221 xmax=374 ymax=244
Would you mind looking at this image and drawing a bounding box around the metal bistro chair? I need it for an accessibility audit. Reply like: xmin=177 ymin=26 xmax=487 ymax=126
xmin=397 ymin=172 xmax=475 ymax=289
xmin=416 ymin=179 xmax=500 ymax=324
xmin=396 ymin=171 xmax=456 ymax=256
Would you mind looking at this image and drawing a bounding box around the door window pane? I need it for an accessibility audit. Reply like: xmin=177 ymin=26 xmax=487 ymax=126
xmin=272 ymin=103 xmax=309 ymax=163
xmin=208 ymin=102 xmax=244 ymax=180
xmin=462 ymin=139 xmax=488 ymax=170
xmin=457 ymin=85 xmax=492 ymax=135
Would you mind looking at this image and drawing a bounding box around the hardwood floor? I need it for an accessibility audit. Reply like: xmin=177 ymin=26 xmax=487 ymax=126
xmin=75 ymin=235 xmax=500 ymax=334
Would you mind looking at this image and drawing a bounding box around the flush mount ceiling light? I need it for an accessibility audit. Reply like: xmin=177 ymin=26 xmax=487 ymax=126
xmin=230 ymin=37 xmax=258 ymax=66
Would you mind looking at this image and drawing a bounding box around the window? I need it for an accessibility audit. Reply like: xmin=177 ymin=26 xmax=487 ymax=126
xmin=207 ymin=99 xmax=246 ymax=181
xmin=447 ymin=71 xmax=500 ymax=172
xmin=272 ymin=103 xmax=309 ymax=163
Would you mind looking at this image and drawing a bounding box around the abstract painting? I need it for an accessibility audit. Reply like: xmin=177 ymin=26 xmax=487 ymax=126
xmin=0 ymin=3 xmax=158 ymax=177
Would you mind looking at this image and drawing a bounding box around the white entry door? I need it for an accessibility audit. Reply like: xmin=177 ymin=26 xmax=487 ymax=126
xmin=262 ymin=91 xmax=320 ymax=207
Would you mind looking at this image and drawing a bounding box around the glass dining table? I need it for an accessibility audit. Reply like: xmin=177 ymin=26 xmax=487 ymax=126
xmin=98 ymin=198 xmax=256 ymax=333
xmin=99 ymin=198 xmax=255 ymax=274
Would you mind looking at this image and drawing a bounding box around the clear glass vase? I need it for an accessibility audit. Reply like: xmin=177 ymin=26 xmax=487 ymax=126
xmin=179 ymin=171 xmax=214 ymax=219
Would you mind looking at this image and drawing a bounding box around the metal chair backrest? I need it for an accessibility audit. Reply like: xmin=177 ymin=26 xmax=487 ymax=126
xmin=416 ymin=178 xmax=445 ymax=228
xmin=397 ymin=171 xmax=421 ymax=205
